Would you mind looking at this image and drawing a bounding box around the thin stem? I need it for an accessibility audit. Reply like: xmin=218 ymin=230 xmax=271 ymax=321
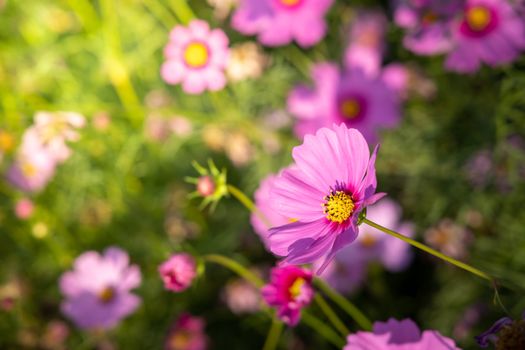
xmin=262 ymin=316 xmax=283 ymax=350
xmin=302 ymin=311 xmax=346 ymax=348
xmin=203 ymin=254 xmax=264 ymax=288
xmin=362 ymin=218 xmax=493 ymax=282
xmin=227 ymin=184 xmax=272 ymax=228
xmin=314 ymin=294 xmax=350 ymax=337
xmin=314 ymin=278 xmax=372 ymax=331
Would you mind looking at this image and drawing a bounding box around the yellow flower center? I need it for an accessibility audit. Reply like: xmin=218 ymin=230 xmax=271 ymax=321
xmin=169 ymin=331 xmax=191 ymax=350
xmin=341 ymin=99 xmax=361 ymax=119
xmin=422 ymin=11 xmax=438 ymax=25
xmin=360 ymin=233 xmax=377 ymax=248
xmin=466 ymin=6 xmax=491 ymax=31
xmin=21 ymin=162 xmax=37 ymax=178
xmin=280 ymin=0 xmax=301 ymax=7
xmin=183 ymin=42 xmax=209 ymax=68
xmin=98 ymin=286 xmax=115 ymax=303
xmin=0 ymin=131 xmax=14 ymax=152
xmin=289 ymin=277 xmax=305 ymax=299
xmin=323 ymin=190 xmax=354 ymax=224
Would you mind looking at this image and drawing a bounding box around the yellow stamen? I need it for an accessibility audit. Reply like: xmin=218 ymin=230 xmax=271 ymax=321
xmin=323 ymin=191 xmax=354 ymax=224
xmin=466 ymin=6 xmax=491 ymax=31
xmin=280 ymin=0 xmax=301 ymax=6
xmin=98 ymin=286 xmax=115 ymax=303
xmin=0 ymin=131 xmax=14 ymax=152
xmin=341 ymin=99 xmax=361 ymax=119
xmin=21 ymin=162 xmax=37 ymax=178
xmin=183 ymin=42 xmax=209 ymax=68
xmin=289 ymin=277 xmax=305 ymax=299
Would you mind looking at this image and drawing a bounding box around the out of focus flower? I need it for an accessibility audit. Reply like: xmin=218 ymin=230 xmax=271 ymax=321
xmin=15 ymin=198 xmax=34 ymax=220
xmin=41 ymin=320 xmax=69 ymax=350
xmin=262 ymin=110 xmax=292 ymax=130
xmin=476 ymin=313 xmax=525 ymax=348
xmin=261 ymin=265 xmax=314 ymax=326
xmin=23 ymin=111 xmax=85 ymax=164
xmin=170 ymin=116 xmax=193 ymax=137
xmin=207 ymin=0 xmax=238 ymax=20
xmin=161 ymin=20 xmax=229 ymax=94
xmin=224 ymin=132 xmax=255 ymax=167
xmin=159 ymin=254 xmax=197 ymax=292
xmin=201 ymin=125 xmax=226 ymax=151
xmin=344 ymin=10 xmax=387 ymax=76
xmin=165 ymin=313 xmax=208 ymax=350
xmin=7 ymin=149 xmax=56 ymax=193
xmin=32 ymin=221 xmax=49 ymax=239
xmin=393 ymin=0 xmax=461 ymax=55
xmin=59 ymin=247 xmax=141 ymax=330
xmin=287 ymin=63 xmax=401 ymax=144
xmin=231 ymin=0 xmax=334 ymax=47
xmin=344 ymin=318 xmax=460 ymax=349
xmin=317 ymin=198 xmax=414 ymax=293
xmin=145 ymin=114 xmax=173 ymax=142
xmin=92 ymin=112 xmax=111 ymax=131
xmin=145 ymin=89 xmax=172 ymax=109
xmin=424 ymin=219 xmax=473 ymax=260
xmin=187 ymin=160 xmax=228 ymax=211
xmin=0 ymin=129 xmax=15 ymax=159
xmin=464 ymin=149 xmax=492 ymax=188
xmin=268 ymin=124 xmax=384 ymax=272
xmin=0 ymin=279 xmax=23 ymax=312
xmin=226 ymin=42 xmax=268 ymax=82
xmin=223 ymin=278 xmax=261 ymax=314
xmin=453 ymin=304 xmax=485 ymax=340
xmin=251 ymin=171 xmax=291 ymax=249
xmin=381 ymin=63 xmax=437 ymax=100
xmin=446 ymin=0 xmax=525 ymax=73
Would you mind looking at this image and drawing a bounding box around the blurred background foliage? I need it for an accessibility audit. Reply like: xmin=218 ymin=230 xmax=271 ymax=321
xmin=0 ymin=0 xmax=524 ymax=349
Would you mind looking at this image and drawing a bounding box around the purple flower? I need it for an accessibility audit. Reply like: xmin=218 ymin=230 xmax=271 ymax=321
xmin=287 ymin=63 xmax=401 ymax=144
xmin=317 ymin=198 xmax=414 ymax=293
xmin=475 ymin=314 xmax=525 ymax=348
xmin=231 ymin=0 xmax=334 ymax=47
xmin=165 ymin=313 xmax=208 ymax=350
xmin=158 ymin=254 xmax=197 ymax=293
xmin=251 ymin=171 xmax=293 ymax=249
xmin=344 ymin=10 xmax=387 ymax=76
xmin=393 ymin=0 xmax=463 ymax=55
xmin=344 ymin=318 xmax=461 ymax=349
xmin=268 ymin=124 xmax=385 ymax=273
xmin=59 ymin=247 xmax=141 ymax=330
xmin=161 ymin=20 xmax=229 ymax=94
xmin=223 ymin=278 xmax=261 ymax=314
xmin=6 ymin=148 xmax=57 ymax=193
xmin=261 ymin=265 xmax=314 ymax=326
xmin=445 ymin=0 xmax=525 ymax=73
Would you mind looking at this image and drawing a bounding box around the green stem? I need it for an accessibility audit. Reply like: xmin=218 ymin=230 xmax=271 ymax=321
xmin=314 ymin=294 xmax=350 ymax=337
xmin=227 ymin=184 xmax=272 ymax=228
xmin=169 ymin=0 xmax=196 ymax=24
xmin=302 ymin=311 xmax=346 ymax=348
xmin=203 ymin=254 xmax=264 ymax=288
xmin=262 ymin=316 xmax=283 ymax=350
xmin=362 ymin=218 xmax=493 ymax=282
xmin=314 ymin=278 xmax=372 ymax=331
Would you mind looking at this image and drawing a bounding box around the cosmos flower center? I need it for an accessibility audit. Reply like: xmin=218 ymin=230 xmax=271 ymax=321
xmin=289 ymin=277 xmax=306 ymax=299
xmin=360 ymin=233 xmax=377 ymax=248
xmin=170 ymin=331 xmax=191 ymax=349
xmin=340 ymin=99 xmax=362 ymax=119
xmin=0 ymin=131 xmax=14 ymax=152
xmin=98 ymin=286 xmax=116 ymax=303
xmin=323 ymin=190 xmax=355 ymax=224
xmin=465 ymin=6 xmax=491 ymax=31
xmin=422 ymin=11 xmax=438 ymax=25
xmin=496 ymin=320 xmax=525 ymax=350
xmin=21 ymin=162 xmax=37 ymax=178
xmin=183 ymin=42 xmax=209 ymax=68
xmin=277 ymin=0 xmax=303 ymax=8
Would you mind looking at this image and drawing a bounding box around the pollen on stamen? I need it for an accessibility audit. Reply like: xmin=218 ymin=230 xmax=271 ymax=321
xmin=322 ymin=190 xmax=355 ymax=224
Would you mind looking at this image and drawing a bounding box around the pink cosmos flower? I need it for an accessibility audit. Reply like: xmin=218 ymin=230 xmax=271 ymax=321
xmin=344 ymin=10 xmax=387 ymax=76
xmin=445 ymin=0 xmax=525 ymax=73
xmin=261 ymin=265 xmax=314 ymax=326
xmin=317 ymin=198 xmax=414 ymax=293
xmin=251 ymin=171 xmax=292 ymax=249
xmin=6 ymin=148 xmax=57 ymax=193
xmin=14 ymin=198 xmax=34 ymax=220
xmin=165 ymin=313 xmax=208 ymax=350
xmin=393 ymin=0 xmax=462 ymax=55
xmin=287 ymin=63 xmax=400 ymax=144
xmin=231 ymin=0 xmax=334 ymax=47
xmin=59 ymin=247 xmax=141 ymax=330
xmin=161 ymin=20 xmax=229 ymax=94
xmin=268 ymin=124 xmax=385 ymax=273
xmin=158 ymin=254 xmax=197 ymax=292
xmin=344 ymin=318 xmax=461 ymax=349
